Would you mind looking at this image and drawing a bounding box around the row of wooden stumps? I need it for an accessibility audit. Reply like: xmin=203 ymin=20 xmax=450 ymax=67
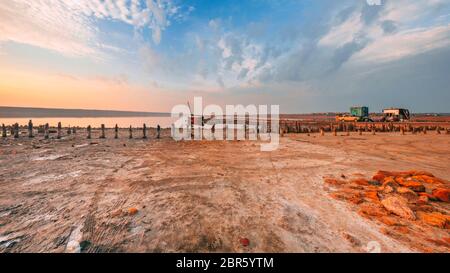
xmin=278 ymin=122 xmax=450 ymax=136
xmin=1 ymin=120 xmax=162 ymax=140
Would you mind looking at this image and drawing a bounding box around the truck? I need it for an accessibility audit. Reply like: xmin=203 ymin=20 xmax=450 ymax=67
xmin=336 ymin=106 xmax=373 ymax=122
xmin=381 ymin=108 xmax=411 ymax=122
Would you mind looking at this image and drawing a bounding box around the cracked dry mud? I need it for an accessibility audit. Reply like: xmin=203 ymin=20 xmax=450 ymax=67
xmin=0 ymin=129 xmax=449 ymax=252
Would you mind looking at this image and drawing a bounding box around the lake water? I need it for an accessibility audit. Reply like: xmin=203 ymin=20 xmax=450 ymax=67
xmin=0 ymin=117 xmax=177 ymax=128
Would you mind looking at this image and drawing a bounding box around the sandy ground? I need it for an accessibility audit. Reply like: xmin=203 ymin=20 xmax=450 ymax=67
xmin=0 ymin=129 xmax=449 ymax=253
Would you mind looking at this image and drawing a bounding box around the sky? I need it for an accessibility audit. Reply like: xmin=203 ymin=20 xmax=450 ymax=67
xmin=0 ymin=0 xmax=449 ymax=113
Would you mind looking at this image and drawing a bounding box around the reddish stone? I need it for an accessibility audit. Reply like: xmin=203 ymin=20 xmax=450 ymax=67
xmin=358 ymin=203 xmax=388 ymax=219
xmin=352 ymin=178 xmax=369 ymax=186
xmin=381 ymin=196 xmax=416 ymax=220
xmin=417 ymin=195 xmax=429 ymax=205
xmin=432 ymin=188 xmax=450 ymax=203
xmin=396 ymin=179 xmax=425 ymax=192
xmin=128 ymin=207 xmax=139 ymax=215
xmin=324 ymin=178 xmax=345 ymax=186
xmin=379 ymin=216 xmax=402 ymax=226
xmin=364 ymin=191 xmax=379 ymax=203
xmin=418 ymin=192 xmax=438 ymax=201
xmin=417 ymin=212 xmax=450 ymax=229
xmin=239 ymin=237 xmax=250 ymax=247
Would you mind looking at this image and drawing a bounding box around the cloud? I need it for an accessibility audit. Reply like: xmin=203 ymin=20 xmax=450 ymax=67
xmin=0 ymin=0 xmax=184 ymax=57
xmin=352 ymin=24 xmax=450 ymax=64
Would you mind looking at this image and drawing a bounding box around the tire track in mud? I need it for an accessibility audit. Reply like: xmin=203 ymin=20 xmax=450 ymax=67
xmin=78 ymin=155 xmax=139 ymax=253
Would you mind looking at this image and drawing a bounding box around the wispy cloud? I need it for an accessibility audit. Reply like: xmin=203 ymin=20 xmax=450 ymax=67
xmin=0 ymin=0 xmax=184 ymax=57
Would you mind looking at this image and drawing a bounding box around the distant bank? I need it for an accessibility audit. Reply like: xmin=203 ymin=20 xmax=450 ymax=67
xmin=0 ymin=106 xmax=170 ymax=118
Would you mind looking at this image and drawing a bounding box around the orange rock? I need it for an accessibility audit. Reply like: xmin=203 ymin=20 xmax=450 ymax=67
xmin=324 ymin=178 xmax=346 ymax=186
xmin=397 ymin=187 xmax=417 ymax=195
xmin=381 ymin=196 xmax=416 ymax=220
xmin=349 ymin=196 xmax=364 ymax=205
xmin=396 ymin=180 xmax=425 ymax=192
xmin=128 ymin=207 xmax=139 ymax=215
xmin=393 ymin=226 xmax=410 ymax=234
xmin=381 ymin=178 xmax=399 ymax=189
xmin=379 ymin=216 xmax=402 ymax=226
xmin=432 ymin=188 xmax=450 ymax=203
xmin=417 ymin=212 xmax=450 ymax=229
xmin=352 ymin=178 xmax=369 ymax=186
xmin=411 ymin=175 xmax=444 ymax=184
xmin=382 ymin=185 xmax=394 ymax=194
xmin=426 ymin=238 xmax=450 ymax=247
xmin=417 ymin=195 xmax=429 ymax=205
xmin=358 ymin=203 xmax=388 ymax=219
xmin=372 ymin=173 xmax=386 ymax=182
xmin=364 ymin=191 xmax=379 ymax=203
xmin=418 ymin=192 xmax=438 ymax=201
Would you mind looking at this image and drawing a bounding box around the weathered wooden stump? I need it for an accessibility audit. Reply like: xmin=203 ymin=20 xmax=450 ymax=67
xmin=57 ymin=122 xmax=62 ymax=139
xmin=2 ymin=123 xmax=6 ymax=138
xmin=44 ymin=123 xmax=49 ymax=139
xmin=157 ymin=125 xmax=161 ymax=139
xmin=14 ymin=123 xmax=19 ymax=138
xmin=143 ymin=124 xmax=147 ymax=139
xmin=28 ymin=120 xmax=34 ymax=138
xmin=114 ymin=124 xmax=119 ymax=139
xmin=87 ymin=125 xmax=92 ymax=139
xmin=100 ymin=124 xmax=106 ymax=139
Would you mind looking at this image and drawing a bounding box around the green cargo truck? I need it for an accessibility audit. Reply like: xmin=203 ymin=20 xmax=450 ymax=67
xmin=336 ymin=106 xmax=373 ymax=122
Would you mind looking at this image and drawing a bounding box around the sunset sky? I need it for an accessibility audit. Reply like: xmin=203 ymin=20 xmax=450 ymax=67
xmin=1 ymin=0 xmax=449 ymax=113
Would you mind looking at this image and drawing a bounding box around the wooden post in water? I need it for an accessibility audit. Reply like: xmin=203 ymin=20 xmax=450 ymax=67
xmin=143 ymin=123 xmax=147 ymax=139
xmin=100 ymin=124 xmax=106 ymax=139
xmin=157 ymin=125 xmax=161 ymax=139
xmin=129 ymin=126 xmax=133 ymax=139
xmin=57 ymin=122 xmax=62 ymax=139
xmin=44 ymin=123 xmax=49 ymax=139
xmin=114 ymin=124 xmax=119 ymax=139
xmin=87 ymin=125 xmax=92 ymax=139
xmin=2 ymin=123 xmax=6 ymax=138
xmin=14 ymin=123 xmax=19 ymax=138
xmin=28 ymin=120 xmax=34 ymax=138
